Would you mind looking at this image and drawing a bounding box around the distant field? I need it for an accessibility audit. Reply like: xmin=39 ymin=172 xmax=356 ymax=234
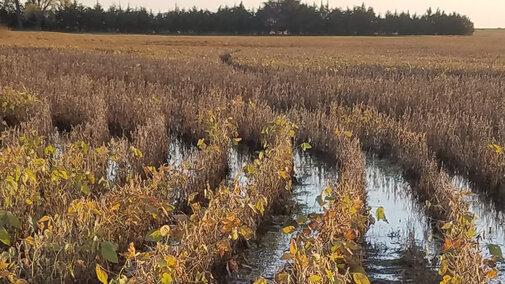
xmin=0 ymin=30 xmax=504 ymax=283
xmin=1 ymin=29 xmax=505 ymax=70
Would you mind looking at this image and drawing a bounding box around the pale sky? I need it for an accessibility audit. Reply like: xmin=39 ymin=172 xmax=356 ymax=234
xmin=80 ymin=0 xmax=505 ymax=28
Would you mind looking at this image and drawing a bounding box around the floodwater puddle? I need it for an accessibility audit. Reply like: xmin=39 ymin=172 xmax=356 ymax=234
xmin=167 ymin=135 xmax=197 ymax=168
xmin=225 ymin=151 xmax=441 ymax=283
xmin=452 ymin=176 xmax=505 ymax=282
xmin=364 ymin=155 xmax=440 ymax=283
xmin=226 ymin=144 xmax=252 ymax=187
xmin=225 ymin=149 xmax=337 ymax=283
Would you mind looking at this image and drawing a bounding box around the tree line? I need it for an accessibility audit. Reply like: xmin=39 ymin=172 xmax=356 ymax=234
xmin=0 ymin=0 xmax=475 ymax=35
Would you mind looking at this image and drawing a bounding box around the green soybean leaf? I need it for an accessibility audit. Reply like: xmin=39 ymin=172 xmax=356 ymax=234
xmin=0 ymin=227 xmax=10 ymax=246
xmin=145 ymin=229 xmax=163 ymax=242
xmin=101 ymin=241 xmax=119 ymax=263
xmin=487 ymin=244 xmax=503 ymax=260
xmin=6 ymin=212 xmax=21 ymax=229
xmin=80 ymin=183 xmax=91 ymax=196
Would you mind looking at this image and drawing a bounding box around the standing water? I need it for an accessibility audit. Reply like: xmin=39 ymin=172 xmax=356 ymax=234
xmin=167 ymin=135 xmax=197 ymax=168
xmin=226 ymin=144 xmax=252 ymax=187
xmin=226 ymin=149 xmax=337 ymax=283
xmin=364 ymin=155 xmax=440 ymax=283
xmin=226 ymin=151 xmax=441 ymax=283
xmin=452 ymin=176 xmax=505 ymax=282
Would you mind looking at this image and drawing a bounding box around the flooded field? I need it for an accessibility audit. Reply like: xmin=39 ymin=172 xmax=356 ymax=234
xmin=167 ymin=135 xmax=197 ymax=168
xmin=106 ymin=138 xmax=505 ymax=283
xmin=226 ymin=150 xmax=337 ymax=283
xmin=364 ymin=156 xmax=439 ymax=283
xmin=224 ymin=150 xmax=444 ymax=283
xmin=452 ymin=176 xmax=505 ymax=282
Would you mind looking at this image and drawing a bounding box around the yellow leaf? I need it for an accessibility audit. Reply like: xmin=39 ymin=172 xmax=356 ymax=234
xmin=239 ymin=226 xmax=254 ymax=240
xmin=121 ymin=242 xmax=136 ymax=259
xmin=197 ymin=139 xmax=206 ymax=150
xmin=110 ymin=203 xmax=120 ymax=211
xmin=87 ymin=173 xmax=95 ymax=184
xmin=24 ymin=169 xmax=36 ymax=184
xmin=353 ymin=273 xmax=370 ymax=284
xmin=15 ymin=280 xmax=29 ymax=284
xmin=282 ymin=226 xmax=295 ymax=234
xmin=280 ymin=253 xmax=294 ymax=260
xmin=489 ymin=144 xmax=503 ymax=154
xmin=277 ymin=170 xmax=289 ymax=179
xmin=232 ymin=228 xmax=239 ymax=240
xmin=59 ymin=170 xmax=68 ymax=180
xmin=130 ymin=146 xmax=143 ymax=158
xmin=289 ymin=239 xmax=297 ymax=254
xmin=38 ymin=216 xmax=51 ymax=223
xmin=160 ymin=225 xmax=171 ymax=237
xmin=486 ymin=269 xmax=498 ymax=279
xmin=309 ymin=275 xmax=321 ymax=283
xmin=161 ymin=273 xmax=173 ymax=284
xmin=344 ymin=131 xmax=353 ymax=137
xmin=253 ymin=277 xmax=267 ymax=284
xmin=376 ymin=207 xmax=387 ymax=222
xmin=451 ymin=276 xmax=462 ymax=284
xmin=329 ymin=252 xmax=344 ymax=260
xmin=188 ymin=192 xmax=199 ymax=203
xmin=440 ymin=275 xmax=452 ymax=284
xmin=438 ymin=260 xmax=448 ymax=276
xmin=96 ymin=264 xmax=108 ymax=284
xmin=255 ymin=199 xmax=265 ymax=215
xmin=44 ymin=145 xmax=55 ymax=156
xmin=164 ymin=255 xmax=177 ymax=268
xmin=24 ymin=236 xmax=35 ymax=246
xmin=296 ymin=254 xmax=308 ymax=268
xmin=0 ymin=262 xmax=8 ymax=270
xmin=278 ymin=272 xmax=290 ymax=283
xmin=441 ymin=222 xmax=452 ymax=230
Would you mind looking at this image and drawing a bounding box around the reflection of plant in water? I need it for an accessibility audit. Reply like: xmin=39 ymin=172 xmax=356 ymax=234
xmin=387 ymin=229 xmax=402 ymax=242
xmin=397 ymin=232 xmax=439 ymax=282
xmin=275 ymin=128 xmax=370 ymax=284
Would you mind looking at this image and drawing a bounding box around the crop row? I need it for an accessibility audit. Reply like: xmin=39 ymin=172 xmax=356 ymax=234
xmin=1 ymin=46 xmax=502 ymax=283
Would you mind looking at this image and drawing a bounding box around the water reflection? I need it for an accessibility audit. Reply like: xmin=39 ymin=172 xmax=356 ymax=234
xmin=225 ymin=151 xmax=440 ymax=283
xmin=451 ymin=176 xmax=505 ymax=281
xmin=365 ymin=155 xmax=439 ymax=283
xmin=167 ymin=135 xmax=197 ymax=168
xmin=226 ymin=144 xmax=252 ymax=187
xmin=226 ymin=150 xmax=337 ymax=283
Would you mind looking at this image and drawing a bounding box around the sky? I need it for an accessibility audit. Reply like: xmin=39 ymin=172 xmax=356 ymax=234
xmin=79 ymin=0 xmax=505 ymax=28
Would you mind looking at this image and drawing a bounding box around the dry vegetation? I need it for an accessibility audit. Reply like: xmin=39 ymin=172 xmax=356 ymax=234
xmin=0 ymin=30 xmax=504 ymax=283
